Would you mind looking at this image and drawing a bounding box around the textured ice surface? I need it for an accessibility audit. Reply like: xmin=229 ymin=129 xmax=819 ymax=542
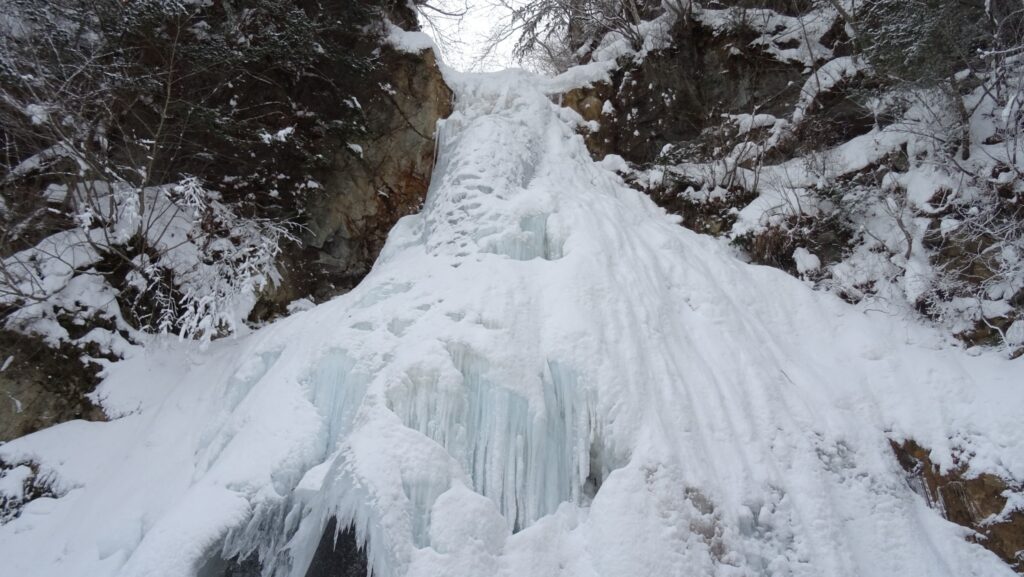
xmin=0 ymin=69 xmax=1022 ymax=577
xmin=388 ymin=347 xmax=594 ymax=534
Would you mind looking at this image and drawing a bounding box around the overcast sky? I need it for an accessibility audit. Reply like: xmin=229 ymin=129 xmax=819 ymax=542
xmin=418 ymin=0 xmax=522 ymax=71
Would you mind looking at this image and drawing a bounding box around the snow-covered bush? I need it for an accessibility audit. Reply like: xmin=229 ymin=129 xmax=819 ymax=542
xmin=504 ymin=0 xmax=666 ymax=70
xmin=122 ymin=177 xmax=297 ymax=341
xmin=857 ymin=0 xmax=990 ymax=87
xmin=588 ymin=1 xmax=1024 ymax=351
xmin=1 ymin=0 xmax=381 ymax=345
xmin=1 ymin=177 xmax=295 ymax=343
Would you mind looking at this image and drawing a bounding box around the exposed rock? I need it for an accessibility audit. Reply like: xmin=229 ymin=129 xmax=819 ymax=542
xmin=562 ymin=84 xmax=615 ymax=157
xmin=927 ymin=227 xmax=1002 ymax=287
xmin=305 ymin=47 xmax=450 ymax=275
xmin=252 ymin=46 xmax=452 ymax=319
xmin=561 ymin=12 xmax=869 ymax=277
xmin=646 ymin=182 xmax=757 ymax=237
xmin=562 ymin=10 xmax=1023 ymax=352
xmin=792 ymin=76 xmax=879 ymax=149
xmin=922 ymin=218 xmax=1022 ymax=349
xmin=731 ymin=213 xmax=851 ymax=275
xmin=956 ymin=315 xmax=1018 ymax=349
xmin=891 ymin=439 xmax=1024 ymax=572
xmin=564 ymin=17 xmax=806 ymax=163
xmin=0 ymin=7 xmax=452 ymax=444
xmin=0 ymin=329 xmax=104 ymax=442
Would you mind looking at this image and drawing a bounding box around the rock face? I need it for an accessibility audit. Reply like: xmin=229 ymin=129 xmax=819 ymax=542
xmin=892 ymin=440 xmax=1024 ymax=572
xmin=563 ymin=6 xmax=1021 ymax=358
xmin=253 ymin=46 xmax=452 ymax=316
xmin=0 ymin=12 xmax=452 ymax=437
xmin=307 ymin=47 xmax=451 ymax=289
xmin=564 ymin=17 xmax=806 ymax=162
xmin=0 ymin=330 xmax=104 ymax=443
xmin=563 ymin=14 xmax=873 ymax=165
xmin=560 ymin=12 xmax=863 ymax=279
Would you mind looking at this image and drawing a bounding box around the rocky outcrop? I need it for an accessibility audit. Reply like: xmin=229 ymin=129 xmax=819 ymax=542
xmin=0 ymin=329 xmax=104 ymax=442
xmin=564 ymin=17 xmax=807 ymax=162
xmin=892 ymin=440 xmax=1024 ymax=572
xmin=563 ymin=11 xmax=875 ymax=165
xmin=0 ymin=7 xmax=452 ymax=438
xmin=305 ymin=48 xmax=451 ymax=289
xmin=561 ymin=9 xmax=861 ymax=279
xmin=253 ymin=46 xmax=452 ymax=318
xmin=563 ymin=4 xmax=1023 ymax=356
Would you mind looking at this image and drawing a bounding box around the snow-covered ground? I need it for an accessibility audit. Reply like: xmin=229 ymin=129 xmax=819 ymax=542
xmin=1 ymin=69 xmax=1021 ymax=577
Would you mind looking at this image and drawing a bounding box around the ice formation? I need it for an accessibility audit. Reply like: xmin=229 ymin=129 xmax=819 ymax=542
xmin=0 ymin=69 xmax=1022 ymax=577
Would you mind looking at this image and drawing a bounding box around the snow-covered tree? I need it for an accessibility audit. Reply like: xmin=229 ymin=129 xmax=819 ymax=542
xmin=1 ymin=0 xmax=380 ymax=342
xmin=498 ymin=0 xmax=663 ymax=70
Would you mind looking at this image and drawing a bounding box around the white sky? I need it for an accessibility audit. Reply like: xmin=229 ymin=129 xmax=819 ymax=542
xmin=417 ymin=0 xmax=522 ymax=71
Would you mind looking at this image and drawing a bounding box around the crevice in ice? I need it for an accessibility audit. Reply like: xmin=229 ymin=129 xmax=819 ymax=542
xmin=302 ymin=518 xmax=369 ymax=577
xmin=212 ymin=489 xmax=306 ymax=576
xmin=200 ymin=350 xmax=375 ymax=577
xmin=199 ymin=512 xmax=371 ymax=577
xmin=274 ymin=349 xmax=410 ymax=577
xmin=195 ymin=492 xmax=295 ymax=577
xmin=288 ymin=454 xmax=396 ymax=577
xmin=386 ymin=345 xmax=600 ymax=534
xmin=196 ymin=550 xmax=261 ymax=577
xmin=401 ymin=475 xmax=452 ymax=549
xmin=304 ymin=349 xmax=370 ymax=449
xmin=583 ymin=446 xmax=604 ymax=501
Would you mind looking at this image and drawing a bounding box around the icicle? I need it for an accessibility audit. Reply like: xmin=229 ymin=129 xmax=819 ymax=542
xmin=386 ymin=346 xmax=596 ymax=534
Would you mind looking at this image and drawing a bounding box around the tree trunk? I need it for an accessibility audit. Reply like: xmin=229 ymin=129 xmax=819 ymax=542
xmin=949 ymin=75 xmax=972 ymax=161
xmin=567 ymin=0 xmax=586 ymax=55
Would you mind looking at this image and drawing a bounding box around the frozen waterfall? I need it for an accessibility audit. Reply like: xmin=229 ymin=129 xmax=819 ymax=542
xmin=0 ymin=69 xmax=1022 ymax=577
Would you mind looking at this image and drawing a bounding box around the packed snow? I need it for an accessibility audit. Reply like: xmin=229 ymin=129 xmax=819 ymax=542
xmin=1 ymin=68 xmax=1021 ymax=577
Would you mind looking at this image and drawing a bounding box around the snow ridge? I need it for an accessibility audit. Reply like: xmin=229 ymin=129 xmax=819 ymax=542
xmin=0 ymin=70 xmax=1021 ymax=577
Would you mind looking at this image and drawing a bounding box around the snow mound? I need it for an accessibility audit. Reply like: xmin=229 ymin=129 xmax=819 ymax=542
xmin=1 ymin=69 xmax=1021 ymax=577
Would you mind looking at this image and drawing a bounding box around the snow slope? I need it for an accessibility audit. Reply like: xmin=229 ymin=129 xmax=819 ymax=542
xmin=1 ymin=69 xmax=1022 ymax=577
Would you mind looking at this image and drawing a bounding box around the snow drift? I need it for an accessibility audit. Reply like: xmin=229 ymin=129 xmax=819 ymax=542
xmin=0 ymin=69 xmax=1021 ymax=577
